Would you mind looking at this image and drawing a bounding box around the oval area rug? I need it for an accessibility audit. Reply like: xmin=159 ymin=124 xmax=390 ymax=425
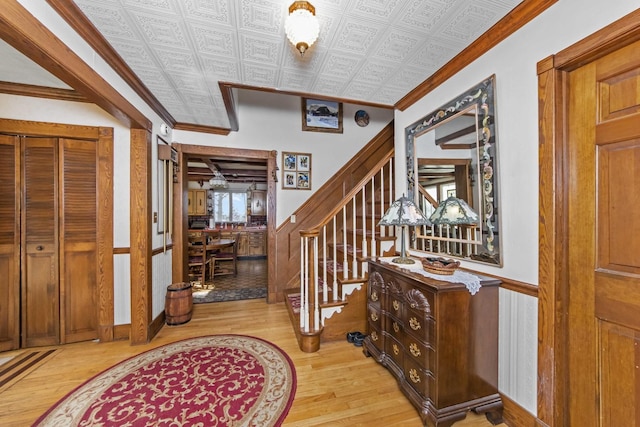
xmin=33 ymin=335 xmax=296 ymax=426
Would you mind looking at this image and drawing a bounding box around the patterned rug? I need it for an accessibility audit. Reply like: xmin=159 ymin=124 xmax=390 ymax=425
xmin=193 ymin=287 xmax=267 ymax=303
xmin=33 ymin=335 xmax=296 ymax=426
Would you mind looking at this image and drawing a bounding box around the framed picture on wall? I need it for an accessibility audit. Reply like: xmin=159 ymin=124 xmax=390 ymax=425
xmin=282 ymin=152 xmax=312 ymax=190
xmin=301 ymin=98 xmax=343 ymax=133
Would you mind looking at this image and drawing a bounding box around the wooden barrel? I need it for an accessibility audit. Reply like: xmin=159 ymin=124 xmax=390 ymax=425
xmin=165 ymin=282 xmax=193 ymax=325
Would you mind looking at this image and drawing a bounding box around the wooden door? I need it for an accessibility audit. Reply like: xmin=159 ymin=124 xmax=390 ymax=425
xmin=194 ymin=190 xmax=206 ymax=215
xmin=566 ymin=38 xmax=640 ymax=425
xmin=187 ymin=190 xmax=194 ymax=215
xmin=22 ymin=136 xmax=59 ymax=347
xmin=59 ymin=138 xmax=98 ymax=344
xmin=0 ymin=135 xmax=20 ymax=351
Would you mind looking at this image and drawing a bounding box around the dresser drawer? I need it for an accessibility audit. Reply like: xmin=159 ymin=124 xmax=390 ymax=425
xmin=384 ymin=333 xmax=404 ymax=368
xmin=404 ymin=308 xmax=435 ymax=346
xmin=403 ymin=335 xmax=435 ymax=374
xmin=387 ymin=313 xmax=404 ymax=343
xmin=368 ymin=303 xmax=382 ymax=330
xmin=367 ymin=324 xmax=383 ymax=352
xmin=387 ymin=291 xmax=404 ymax=319
xmin=369 ymin=285 xmax=382 ymax=304
xmin=404 ymin=358 xmax=435 ymax=400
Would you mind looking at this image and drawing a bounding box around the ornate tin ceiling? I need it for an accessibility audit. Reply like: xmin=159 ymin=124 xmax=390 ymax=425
xmin=69 ymin=0 xmax=522 ymax=129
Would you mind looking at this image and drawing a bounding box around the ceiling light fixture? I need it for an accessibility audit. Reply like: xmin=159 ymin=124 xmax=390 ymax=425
xmin=209 ymin=170 xmax=228 ymax=189
xmin=285 ymin=1 xmax=319 ymax=56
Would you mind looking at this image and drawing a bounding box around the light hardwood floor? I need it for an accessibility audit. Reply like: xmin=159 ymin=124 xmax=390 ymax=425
xmin=0 ymin=299 xmax=506 ymax=427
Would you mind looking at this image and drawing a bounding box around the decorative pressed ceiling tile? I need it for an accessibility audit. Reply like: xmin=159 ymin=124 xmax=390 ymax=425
xmin=69 ymin=0 xmax=522 ymax=128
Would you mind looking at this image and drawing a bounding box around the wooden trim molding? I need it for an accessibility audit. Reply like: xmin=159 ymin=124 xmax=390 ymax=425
xmin=173 ymin=122 xmax=230 ymax=136
xmin=152 ymin=244 xmax=173 ymax=256
xmin=218 ymin=81 xmax=393 ymax=133
xmin=501 ymin=393 xmax=537 ymax=427
xmin=129 ymin=128 xmax=153 ymax=345
xmin=97 ymin=127 xmax=115 ymax=343
xmin=536 ymin=9 xmax=640 ymax=427
xmin=0 ymin=0 xmax=151 ymax=130
xmin=45 ymin=0 xmax=174 ymax=128
xmin=396 ymin=0 xmax=558 ymax=110
xmin=219 ymin=83 xmax=239 ymax=132
xmin=0 ymin=81 xmax=88 ymax=103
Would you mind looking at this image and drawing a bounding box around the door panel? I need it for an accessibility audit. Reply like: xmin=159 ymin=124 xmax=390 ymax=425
xmin=60 ymin=138 xmax=98 ymax=344
xmin=22 ymin=137 xmax=58 ymax=347
xmin=568 ymin=38 xmax=640 ymax=426
xmin=0 ymin=135 xmax=20 ymax=351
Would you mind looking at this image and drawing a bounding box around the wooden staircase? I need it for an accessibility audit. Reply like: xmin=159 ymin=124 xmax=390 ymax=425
xmin=283 ymin=136 xmax=397 ymax=352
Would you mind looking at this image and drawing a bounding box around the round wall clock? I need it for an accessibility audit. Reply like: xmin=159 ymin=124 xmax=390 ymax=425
xmin=355 ymin=110 xmax=370 ymax=127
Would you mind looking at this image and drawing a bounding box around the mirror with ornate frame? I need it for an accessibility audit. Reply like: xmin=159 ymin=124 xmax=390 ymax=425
xmin=405 ymin=75 xmax=501 ymax=266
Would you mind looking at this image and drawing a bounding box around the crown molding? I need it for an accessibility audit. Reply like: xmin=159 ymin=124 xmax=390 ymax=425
xmin=395 ymin=0 xmax=558 ymax=111
xmin=46 ymin=0 xmax=175 ymax=127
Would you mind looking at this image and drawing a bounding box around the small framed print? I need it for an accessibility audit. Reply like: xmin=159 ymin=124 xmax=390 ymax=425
xmin=283 ymin=171 xmax=296 ymax=188
xmin=302 ymin=98 xmax=343 ymax=133
xmin=283 ymin=153 xmax=297 ymax=171
xmin=297 ymin=154 xmax=310 ymax=171
xmin=282 ymin=152 xmax=311 ymax=190
xmin=297 ymin=172 xmax=310 ymax=188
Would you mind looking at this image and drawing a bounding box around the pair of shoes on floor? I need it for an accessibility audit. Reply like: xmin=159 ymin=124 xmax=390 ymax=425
xmin=346 ymin=331 xmax=366 ymax=347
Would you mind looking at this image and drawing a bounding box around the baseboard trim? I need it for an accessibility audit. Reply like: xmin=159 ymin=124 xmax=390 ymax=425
xmin=501 ymin=393 xmax=537 ymax=426
xmin=113 ymin=324 xmax=130 ymax=341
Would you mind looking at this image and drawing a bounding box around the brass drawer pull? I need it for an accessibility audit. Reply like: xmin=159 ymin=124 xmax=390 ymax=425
xmin=393 ymin=344 xmax=399 ymax=355
xmin=371 ymin=331 xmax=378 ymax=341
xmin=370 ymin=312 xmax=379 ymax=322
xmin=409 ymin=369 xmax=421 ymax=384
xmin=410 ymin=343 xmax=421 ymax=357
xmin=393 ymin=300 xmax=400 ymax=311
xmin=371 ymin=290 xmax=378 ymax=301
xmin=393 ymin=322 xmax=399 ymax=333
xmin=409 ymin=317 xmax=421 ymax=331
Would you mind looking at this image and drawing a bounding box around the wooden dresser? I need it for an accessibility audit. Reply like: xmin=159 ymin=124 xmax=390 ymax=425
xmin=363 ymin=259 xmax=503 ymax=427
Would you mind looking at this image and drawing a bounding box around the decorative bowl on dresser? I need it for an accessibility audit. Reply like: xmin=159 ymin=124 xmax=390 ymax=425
xmin=363 ymin=258 xmax=503 ymax=427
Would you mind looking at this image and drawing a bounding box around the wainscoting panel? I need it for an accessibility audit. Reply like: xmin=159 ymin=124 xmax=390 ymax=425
xmin=114 ymin=254 xmax=131 ymax=325
xmin=152 ymin=250 xmax=173 ymax=319
xmin=498 ymin=288 xmax=538 ymax=415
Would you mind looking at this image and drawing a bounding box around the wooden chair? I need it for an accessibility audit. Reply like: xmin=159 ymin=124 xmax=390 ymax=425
xmin=212 ymin=232 xmax=239 ymax=277
xmin=188 ymin=232 xmax=211 ymax=285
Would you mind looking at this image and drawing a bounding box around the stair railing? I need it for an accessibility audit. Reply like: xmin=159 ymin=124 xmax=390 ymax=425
xmin=298 ymin=155 xmax=394 ymax=335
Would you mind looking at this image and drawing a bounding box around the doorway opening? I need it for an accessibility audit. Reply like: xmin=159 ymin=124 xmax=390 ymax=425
xmin=172 ymin=144 xmax=277 ymax=303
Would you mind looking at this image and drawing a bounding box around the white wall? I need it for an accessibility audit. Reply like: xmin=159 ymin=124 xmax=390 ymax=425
xmin=174 ymin=89 xmax=394 ymax=226
xmin=394 ymin=0 xmax=638 ymax=415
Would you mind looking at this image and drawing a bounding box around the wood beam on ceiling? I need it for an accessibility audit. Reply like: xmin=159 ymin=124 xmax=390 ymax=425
xmin=47 ymin=0 xmax=231 ymax=135
xmin=0 ymin=81 xmax=89 ymax=103
xmin=0 ymin=0 xmax=151 ymax=130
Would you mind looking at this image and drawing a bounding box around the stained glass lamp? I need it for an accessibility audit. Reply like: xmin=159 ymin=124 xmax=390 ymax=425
xmin=378 ymin=194 xmax=432 ymax=264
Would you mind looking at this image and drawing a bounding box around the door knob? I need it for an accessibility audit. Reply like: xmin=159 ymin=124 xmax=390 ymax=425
xmin=36 ymin=245 xmax=44 ymax=251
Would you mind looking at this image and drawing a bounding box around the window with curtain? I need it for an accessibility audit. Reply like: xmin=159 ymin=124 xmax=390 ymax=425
xmin=211 ymin=190 xmax=247 ymax=223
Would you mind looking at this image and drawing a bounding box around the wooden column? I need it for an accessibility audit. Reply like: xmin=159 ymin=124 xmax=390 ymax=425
xmin=129 ymin=129 xmax=152 ymax=345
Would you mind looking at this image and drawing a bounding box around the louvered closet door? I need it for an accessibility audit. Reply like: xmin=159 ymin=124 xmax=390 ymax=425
xmin=59 ymin=138 xmax=98 ymax=343
xmin=0 ymin=135 xmax=20 ymax=351
xmin=22 ymin=137 xmax=59 ymax=347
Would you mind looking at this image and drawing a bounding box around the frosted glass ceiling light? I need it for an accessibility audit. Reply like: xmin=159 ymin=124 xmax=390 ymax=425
xmin=285 ymin=1 xmax=319 ymax=56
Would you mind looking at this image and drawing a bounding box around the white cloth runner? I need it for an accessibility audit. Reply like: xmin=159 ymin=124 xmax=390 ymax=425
xmin=378 ymin=257 xmax=482 ymax=295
